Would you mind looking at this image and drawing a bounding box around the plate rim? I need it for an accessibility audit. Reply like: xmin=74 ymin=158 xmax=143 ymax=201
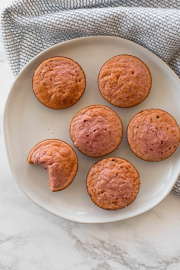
xmin=4 ymin=35 xmax=180 ymax=223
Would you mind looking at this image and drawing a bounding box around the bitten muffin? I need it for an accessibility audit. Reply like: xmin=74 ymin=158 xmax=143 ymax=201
xmin=32 ymin=56 xmax=86 ymax=109
xmin=27 ymin=139 xmax=78 ymax=191
xmin=98 ymin=55 xmax=152 ymax=108
xmin=87 ymin=157 xmax=140 ymax=210
xmin=70 ymin=105 xmax=123 ymax=157
xmin=127 ymin=109 xmax=180 ymax=161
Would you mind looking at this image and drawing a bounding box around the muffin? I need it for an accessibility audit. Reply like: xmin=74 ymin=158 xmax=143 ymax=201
xmin=27 ymin=139 xmax=78 ymax=191
xmin=87 ymin=157 xmax=140 ymax=210
xmin=70 ymin=105 xmax=123 ymax=157
xmin=98 ymin=55 xmax=152 ymax=108
xmin=32 ymin=56 xmax=86 ymax=109
xmin=127 ymin=109 xmax=180 ymax=161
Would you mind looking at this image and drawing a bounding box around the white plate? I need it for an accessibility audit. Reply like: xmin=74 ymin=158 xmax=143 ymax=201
xmin=4 ymin=36 xmax=180 ymax=223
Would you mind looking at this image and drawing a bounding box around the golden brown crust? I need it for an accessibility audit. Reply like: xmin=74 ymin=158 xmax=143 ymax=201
xmin=127 ymin=109 xmax=180 ymax=162
xmin=70 ymin=105 xmax=123 ymax=157
xmin=86 ymin=157 xmax=140 ymax=210
xmin=27 ymin=139 xmax=78 ymax=192
xmin=32 ymin=56 xmax=86 ymax=110
xmin=98 ymin=55 xmax=152 ymax=108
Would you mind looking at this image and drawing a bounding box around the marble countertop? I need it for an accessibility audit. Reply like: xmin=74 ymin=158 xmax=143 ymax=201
xmin=1 ymin=1 xmax=180 ymax=269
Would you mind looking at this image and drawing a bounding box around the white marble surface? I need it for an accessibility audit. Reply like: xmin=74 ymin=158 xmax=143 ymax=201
xmin=1 ymin=1 xmax=180 ymax=270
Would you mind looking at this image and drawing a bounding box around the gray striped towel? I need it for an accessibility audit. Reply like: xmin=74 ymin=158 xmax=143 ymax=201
xmin=1 ymin=0 xmax=180 ymax=195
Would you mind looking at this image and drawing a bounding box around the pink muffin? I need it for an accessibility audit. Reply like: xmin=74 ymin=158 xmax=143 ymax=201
xmin=32 ymin=56 xmax=86 ymax=109
xmin=98 ymin=55 xmax=152 ymax=108
xmin=127 ymin=109 xmax=180 ymax=161
xmin=70 ymin=105 xmax=123 ymax=157
xmin=87 ymin=157 xmax=140 ymax=210
xmin=27 ymin=139 xmax=78 ymax=191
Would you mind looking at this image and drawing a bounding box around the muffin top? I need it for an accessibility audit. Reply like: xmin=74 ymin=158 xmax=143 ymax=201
xmin=27 ymin=139 xmax=78 ymax=191
xmin=127 ymin=109 xmax=180 ymax=161
xmin=98 ymin=55 xmax=151 ymax=108
xmin=70 ymin=105 xmax=123 ymax=157
xmin=87 ymin=157 xmax=140 ymax=210
xmin=32 ymin=56 xmax=86 ymax=109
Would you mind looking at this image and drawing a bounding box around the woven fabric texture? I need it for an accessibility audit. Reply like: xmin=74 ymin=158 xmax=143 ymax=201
xmin=1 ymin=0 xmax=180 ymax=195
